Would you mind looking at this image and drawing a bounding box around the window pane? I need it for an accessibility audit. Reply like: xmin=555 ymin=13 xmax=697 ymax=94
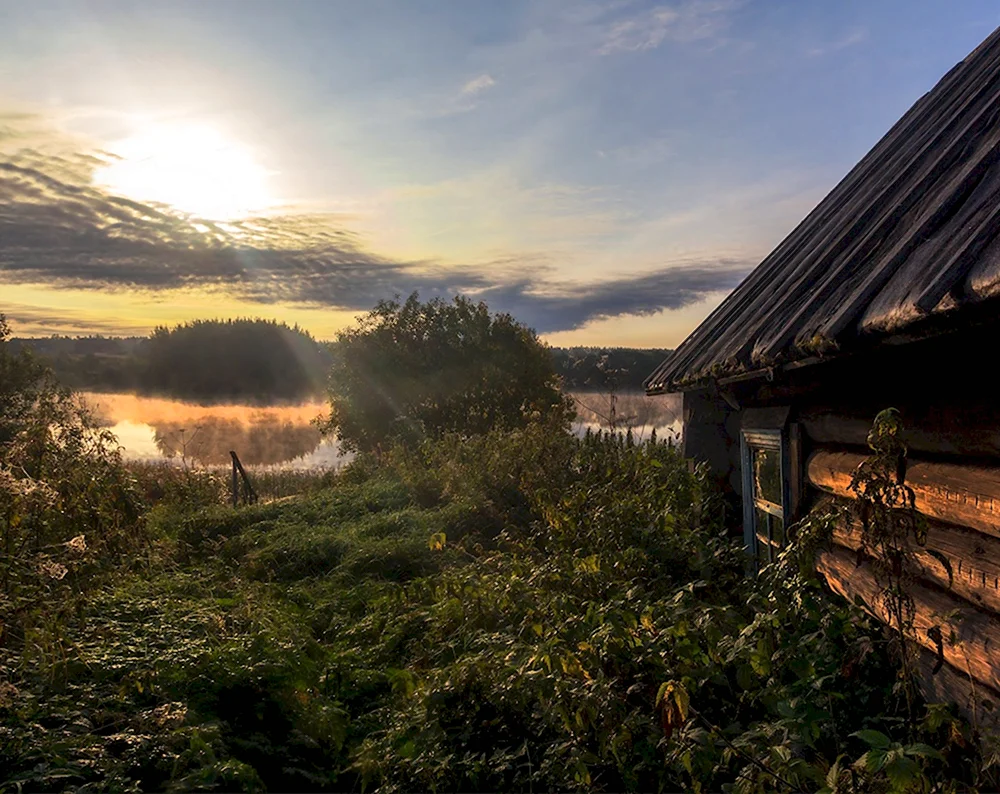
xmin=751 ymin=446 xmax=782 ymax=506
xmin=771 ymin=514 xmax=785 ymax=548
xmin=754 ymin=507 xmax=772 ymax=563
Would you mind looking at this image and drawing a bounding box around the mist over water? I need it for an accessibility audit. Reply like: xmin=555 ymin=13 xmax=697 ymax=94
xmin=82 ymin=393 xmax=344 ymax=469
xmin=570 ymin=391 xmax=682 ymax=443
xmin=83 ymin=391 xmax=682 ymax=469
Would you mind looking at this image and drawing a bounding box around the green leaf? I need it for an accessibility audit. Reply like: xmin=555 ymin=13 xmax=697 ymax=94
xmin=860 ymin=748 xmax=889 ymax=774
xmin=851 ymin=729 xmax=891 ymax=749
xmin=903 ymin=742 xmax=944 ymax=761
xmin=399 ymin=739 xmax=416 ymax=759
xmin=884 ymin=755 xmax=920 ymax=791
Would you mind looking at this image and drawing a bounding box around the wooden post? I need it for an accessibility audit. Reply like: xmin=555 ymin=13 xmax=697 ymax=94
xmin=231 ymin=452 xmax=239 ymax=507
xmin=229 ymin=450 xmax=257 ymax=506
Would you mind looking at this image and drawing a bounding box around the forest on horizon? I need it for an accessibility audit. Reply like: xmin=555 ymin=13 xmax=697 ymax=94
xmin=9 ymin=319 xmax=672 ymax=402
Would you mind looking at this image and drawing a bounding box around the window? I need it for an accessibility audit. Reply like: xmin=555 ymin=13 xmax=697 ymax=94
xmin=740 ymin=408 xmax=799 ymax=571
xmin=742 ymin=430 xmax=785 ymax=566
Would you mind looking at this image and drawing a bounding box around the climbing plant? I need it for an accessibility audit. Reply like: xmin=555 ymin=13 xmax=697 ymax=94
xmin=848 ymin=408 xmax=931 ymax=731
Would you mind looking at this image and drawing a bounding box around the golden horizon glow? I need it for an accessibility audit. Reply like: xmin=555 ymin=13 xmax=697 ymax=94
xmin=93 ymin=122 xmax=274 ymax=221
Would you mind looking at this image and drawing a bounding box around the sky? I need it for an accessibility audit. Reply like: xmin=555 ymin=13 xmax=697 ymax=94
xmin=1 ymin=0 xmax=999 ymax=346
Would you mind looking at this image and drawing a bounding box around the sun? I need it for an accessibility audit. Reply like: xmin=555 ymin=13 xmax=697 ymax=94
xmin=94 ymin=123 xmax=274 ymax=221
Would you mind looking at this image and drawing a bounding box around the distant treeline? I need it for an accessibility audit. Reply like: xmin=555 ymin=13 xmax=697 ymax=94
xmin=11 ymin=319 xmax=332 ymax=403
xmin=11 ymin=323 xmax=670 ymax=401
xmin=551 ymin=347 xmax=672 ymax=391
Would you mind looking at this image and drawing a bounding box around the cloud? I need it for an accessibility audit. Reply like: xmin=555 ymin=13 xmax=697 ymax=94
xmin=460 ymin=74 xmax=496 ymax=96
xmin=0 ymin=112 xmax=751 ymax=334
xmin=1 ymin=302 xmax=142 ymax=336
xmin=475 ymin=259 xmax=749 ymax=333
xmin=598 ymin=0 xmax=740 ymax=55
xmin=806 ymin=28 xmax=868 ymax=57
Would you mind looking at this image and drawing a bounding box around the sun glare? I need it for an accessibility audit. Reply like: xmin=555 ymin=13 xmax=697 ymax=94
xmin=94 ymin=123 xmax=273 ymax=221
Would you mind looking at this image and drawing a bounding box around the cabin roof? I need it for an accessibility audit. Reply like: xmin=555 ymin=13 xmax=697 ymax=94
xmin=646 ymin=26 xmax=1000 ymax=394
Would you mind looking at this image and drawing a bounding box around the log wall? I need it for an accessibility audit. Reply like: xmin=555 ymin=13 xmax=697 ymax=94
xmin=816 ymin=544 xmax=1000 ymax=692
xmin=828 ymin=505 xmax=1000 ymax=614
xmin=808 ymin=449 xmax=1000 ymax=538
xmin=800 ymin=407 xmax=1000 ymax=460
xmin=806 ymin=445 xmax=1000 ymax=728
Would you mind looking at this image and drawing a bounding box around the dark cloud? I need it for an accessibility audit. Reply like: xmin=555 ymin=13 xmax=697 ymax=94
xmin=0 ymin=113 xmax=751 ymax=333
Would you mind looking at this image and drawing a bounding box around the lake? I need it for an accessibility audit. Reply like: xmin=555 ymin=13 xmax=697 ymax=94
xmin=82 ymin=391 xmax=682 ymax=469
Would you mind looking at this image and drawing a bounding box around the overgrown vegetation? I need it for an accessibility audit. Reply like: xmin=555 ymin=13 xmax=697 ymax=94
xmin=848 ymin=408 xmax=929 ymax=732
xmin=3 ymin=311 xmax=998 ymax=792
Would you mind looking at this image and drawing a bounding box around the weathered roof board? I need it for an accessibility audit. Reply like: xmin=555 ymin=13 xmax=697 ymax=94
xmin=646 ymin=26 xmax=1000 ymax=394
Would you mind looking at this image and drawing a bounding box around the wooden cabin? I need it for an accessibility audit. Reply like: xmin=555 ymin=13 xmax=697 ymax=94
xmin=645 ymin=26 xmax=1000 ymax=726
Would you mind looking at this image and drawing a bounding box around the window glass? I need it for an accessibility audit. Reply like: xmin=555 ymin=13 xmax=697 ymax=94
xmin=754 ymin=507 xmax=772 ymax=562
xmin=771 ymin=514 xmax=785 ymax=547
xmin=742 ymin=429 xmax=787 ymax=570
xmin=752 ymin=446 xmax=782 ymax=506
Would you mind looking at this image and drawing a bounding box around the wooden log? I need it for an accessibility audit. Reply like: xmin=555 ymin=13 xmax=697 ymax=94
xmin=826 ymin=500 xmax=1000 ymax=614
xmin=808 ymin=449 xmax=1000 ymax=539
xmin=231 ymin=454 xmax=239 ymax=508
xmin=800 ymin=408 xmax=1000 ymax=459
xmin=816 ymin=543 xmax=1000 ymax=693
xmin=915 ymin=645 xmax=1000 ymax=734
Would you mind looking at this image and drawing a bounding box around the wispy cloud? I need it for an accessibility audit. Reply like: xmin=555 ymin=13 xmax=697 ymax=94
xmin=460 ymin=74 xmax=496 ymax=96
xmin=598 ymin=0 xmax=741 ymax=55
xmin=433 ymin=73 xmax=498 ymax=116
xmin=2 ymin=302 xmax=144 ymax=336
xmin=806 ymin=28 xmax=868 ymax=57
xmin=0 ymin=112 xmax=751 ymax=334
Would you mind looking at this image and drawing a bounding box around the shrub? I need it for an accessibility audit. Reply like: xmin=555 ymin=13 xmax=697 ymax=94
xmin=323 ymin=293 xmax=574 ymax=452
xmin=0 ymin=317 xmax=146 ymax=639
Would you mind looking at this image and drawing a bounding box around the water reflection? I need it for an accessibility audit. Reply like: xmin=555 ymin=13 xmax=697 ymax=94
xmin=80 ymin=390 xmax=682 ymax=469
xmin=81 ymin=393 xmax=341 ymax=469
xmin=153 ymin=415 xmax=322 ymax=466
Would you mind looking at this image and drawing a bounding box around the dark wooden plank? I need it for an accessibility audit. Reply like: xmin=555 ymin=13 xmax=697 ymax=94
xmin=820 ymin=125 xmax=1000 ymax=338
xmin=753 ymin=53 xmax=1000 ymax=361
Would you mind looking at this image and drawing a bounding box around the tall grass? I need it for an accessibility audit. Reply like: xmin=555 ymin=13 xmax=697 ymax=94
xmin=2 ymin=408 xmax=992 ymax=792
xmin=126 ymin=459 xmax=342 ymax=508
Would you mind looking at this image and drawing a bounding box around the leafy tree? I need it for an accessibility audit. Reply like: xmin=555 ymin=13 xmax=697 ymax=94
xmin=323 ymin=293 xmax=573 ymax=451
xmin=0 ymin=316 xmax=49 ymax=446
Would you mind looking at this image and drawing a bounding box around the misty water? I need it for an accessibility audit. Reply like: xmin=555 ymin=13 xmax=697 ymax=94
xmin=83 ymin=391 xmax=682 ymax=469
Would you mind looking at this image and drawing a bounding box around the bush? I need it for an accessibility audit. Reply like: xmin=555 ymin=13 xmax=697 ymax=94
xmin=0 ymin=316 xmax=146 ymax=639
xmin=323 ymin=293 xmax=574 ymax=452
